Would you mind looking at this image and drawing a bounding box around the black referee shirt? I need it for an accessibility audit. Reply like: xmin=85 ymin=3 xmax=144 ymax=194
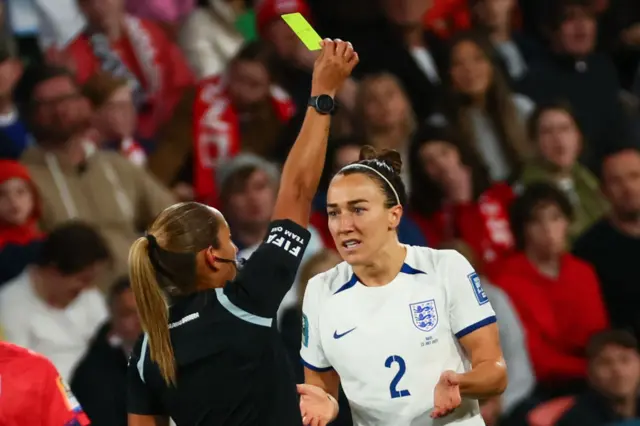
xmin=127 ymin=220 xmax=310 ymax=426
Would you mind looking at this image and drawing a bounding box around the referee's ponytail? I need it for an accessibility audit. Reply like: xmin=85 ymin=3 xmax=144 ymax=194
xmin=129 ymin=236 xmax=177 ymax=386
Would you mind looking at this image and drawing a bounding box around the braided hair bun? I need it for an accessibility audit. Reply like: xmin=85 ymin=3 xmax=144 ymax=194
xmin=358 ymin=146 xmax=403 ymax=175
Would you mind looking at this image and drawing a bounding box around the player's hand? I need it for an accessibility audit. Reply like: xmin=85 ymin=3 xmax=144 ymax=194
xmin=297 ymin=384 xmax=338 ymax=426
xmin=431 ymin=370 xmax=462 ymax=418
xmin=311 ymin=39 xmax=359 ymax=98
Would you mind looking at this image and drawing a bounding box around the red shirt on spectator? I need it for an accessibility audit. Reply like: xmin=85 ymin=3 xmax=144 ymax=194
xmin=412 ymin=183 xmax=515 ymax=279
xmin=493 ymin=253 xmax=609 ymax=386
xmin=0 ymin=342 xmax=91 ymax=426
xmin=65 ymin=16 xmax=193 ymax=138
xmin=423 ymin=0 xmax=471 ymax=38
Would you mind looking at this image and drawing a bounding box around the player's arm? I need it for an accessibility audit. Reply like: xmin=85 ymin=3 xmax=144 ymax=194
xmin=298 ymin=276 xmax=341 ymax=424
xmin=39 ymin=359 xmax=91 ymax=426
xmin=272 ymin=39 xmax=358 ymax=227
xmin=457 ymin=323 xmax=507 ymax=398
xmin=446 ymin=251 xmax=507 ymax=398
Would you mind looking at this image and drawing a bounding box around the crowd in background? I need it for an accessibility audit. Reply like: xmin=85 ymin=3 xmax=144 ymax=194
xmin=0 ymin=0 xmax=640 ymax=425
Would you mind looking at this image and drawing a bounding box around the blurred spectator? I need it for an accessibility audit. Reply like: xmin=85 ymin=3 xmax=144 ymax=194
xmin=82 ymin=72 xmax=146 ymax=166
xmin=557 ymin=330 xmax=640 ymax=426
xmin=519 ymin=0 xmax=633 ymax=172
xmin=495 ymin=183 xmax=608 ymax=398
xmin=16 ymin=65 xmax=175 ymax=290
xmin=409 ymin=124 xmax=515 ymax=279
xmin=179 ymin=0 xmax=245 ymax=79
xmin=430 ymin=31 xmax=534 ymax=181
xmin=353 ymin=73 xmax=416 ymax=188
xmin=216 ymin=153 xmax=324 ymax=319
xmin=6 ymin=0 xmax=86 ymax=50
xmin=0 ymin=160 xmax=43 ymax=284
xmin=0 ymin=38 xmax=29 ymax=160
xmin=0 ymin=341 xmax=91 ymax=426
xmin=278 ymin=249 xmax=353 ymax=426
xmin=519 ymin=101 xmax=608 ymax=241
xmin=125 ymin=0 xmax=195 ymax=33
xmin=472 ymin=0 xmax=541 ymax=83
xmin=574 ymin=148 xmax=640 ymax=343
xmin=0 ymin=222 xmax=110 ymax=380
xmin=346 ymin=0 xmax=446 ymax=121
xmin=71 ymin=277 xmax=141 ymax=426
xmin=66 ymin=0 xmax=194 ymax=139
xmin=598 ymin=0 xmax=640 ymax=91
xmin=192 ymin=42 xmax=295 ymax=204
xmin=444 ymin=240 xmax=535 ymax=426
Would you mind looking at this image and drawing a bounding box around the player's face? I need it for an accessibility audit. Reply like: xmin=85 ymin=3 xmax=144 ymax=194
xmin=327 ymin=173 xmax=401 ymax=265
xmin=524 ymin=203 xmax=568 ymax=257
xmin=535 ymin=109 xmax=581 ymax=170
xmin=590 ymin=344 xmax=640 ymax=400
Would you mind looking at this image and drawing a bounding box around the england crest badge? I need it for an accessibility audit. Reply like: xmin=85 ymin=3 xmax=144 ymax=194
xmin=409 ymin=300 xmax=438 ymax=332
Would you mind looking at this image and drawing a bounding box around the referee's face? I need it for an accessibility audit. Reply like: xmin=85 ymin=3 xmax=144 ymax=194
xmin=212 ymin=215 xmax=239 ymax=282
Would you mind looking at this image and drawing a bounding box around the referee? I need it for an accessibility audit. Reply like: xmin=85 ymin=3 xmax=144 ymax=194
xmin=126 ymin=39 xmax=358 ymax=426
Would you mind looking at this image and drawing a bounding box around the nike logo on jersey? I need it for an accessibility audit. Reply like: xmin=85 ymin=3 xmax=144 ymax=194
xmin=333 ymin=327 xmax=357 ymax=339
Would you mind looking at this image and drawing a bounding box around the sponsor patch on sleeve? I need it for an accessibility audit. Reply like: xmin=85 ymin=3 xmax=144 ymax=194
xmin=468 ymin=272 xmax=489 ymax=305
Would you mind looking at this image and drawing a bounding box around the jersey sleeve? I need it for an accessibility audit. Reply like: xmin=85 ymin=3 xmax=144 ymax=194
xmin=126 ymin=340 xmax=166 ymax=415
xmin=444 ymin=250 xmax=497 ymax=339
xmin=300 ymin=275 xmax=332 ymax=371
xmin=40 ymin=361 xmax=90 ymax=426
xmin=225 ymin=219 xmax=311 ymax=318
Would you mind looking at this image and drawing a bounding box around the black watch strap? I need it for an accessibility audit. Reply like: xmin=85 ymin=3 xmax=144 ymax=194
xmin=308 ymin=95 xmax=336 ymax=115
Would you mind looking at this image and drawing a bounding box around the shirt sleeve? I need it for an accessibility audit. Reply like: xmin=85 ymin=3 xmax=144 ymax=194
xmin=40 ymin=362 xmax=91 ymax=426
xmin=127 ymin=341 xmax=166 ymax=415
xmin=225 ymin=219 xmax=311 ymax=319
xmin=444 ymin=250 xmax=497 ymax=339
xmin=300 ymin=275 xmax=332 ymax=371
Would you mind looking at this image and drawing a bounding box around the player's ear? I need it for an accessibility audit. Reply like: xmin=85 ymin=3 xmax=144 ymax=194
xmin=387 ymin=204 xmax=403 ymax=231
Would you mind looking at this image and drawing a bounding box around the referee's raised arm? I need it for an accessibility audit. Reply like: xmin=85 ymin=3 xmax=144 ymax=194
xmin=273 ymin=39 xmax=359 ymax=227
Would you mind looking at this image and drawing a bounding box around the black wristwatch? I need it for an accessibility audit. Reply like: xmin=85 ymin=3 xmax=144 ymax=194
xmin=308 ymin=95 xmax=336 ymax=115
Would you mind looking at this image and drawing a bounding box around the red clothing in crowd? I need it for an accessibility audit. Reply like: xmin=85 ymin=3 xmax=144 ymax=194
xmin=493 ymin=253 xmax=609 ymax=385
xmin=65 ymin=15 xmax=193 ymax=138
xmin=412 ymin=183 xmax=515 ymax=278
xmin=0 ymin=160 xmax=43 ymax=250
xmin=0 ymin=342 xmax=91 ymax=426
xmin=423 ymin=0 xmax=471 ymax=38
xmin=192 ymin=76 xmax=295 ymax=206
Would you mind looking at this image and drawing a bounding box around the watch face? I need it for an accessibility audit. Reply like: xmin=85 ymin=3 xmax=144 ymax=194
xmin=316 ymin=95 xmax=334 ymax=113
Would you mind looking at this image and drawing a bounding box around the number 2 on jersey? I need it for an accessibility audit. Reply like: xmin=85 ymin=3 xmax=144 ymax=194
xmin=384 ymin=355 xmax=411 ymax=399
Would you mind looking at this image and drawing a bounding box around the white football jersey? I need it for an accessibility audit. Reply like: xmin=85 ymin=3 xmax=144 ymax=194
xmin=300 ymin=246 xmax=496 ymax=426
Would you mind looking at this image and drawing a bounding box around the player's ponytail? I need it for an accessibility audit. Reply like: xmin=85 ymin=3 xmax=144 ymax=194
xmin=129 ymin=236 xmax=177 ymax=386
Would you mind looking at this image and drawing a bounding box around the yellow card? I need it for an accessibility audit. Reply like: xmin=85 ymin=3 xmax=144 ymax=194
xmin=281 ymin=13 xmax=322 ymax=51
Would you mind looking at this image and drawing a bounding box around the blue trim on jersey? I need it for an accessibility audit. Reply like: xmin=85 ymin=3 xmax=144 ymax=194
xmin=301 ymin=357 xmax=334 ymax=372
xmin=454 ymin=315 xmax=497 ymax=339
xmin=399 ymin=263 xmax=426 ymax=275
xmin=215 ymin=288 xmax=273 ymax=327
xmin=334 ymin=263 xmax=426 ymax=294
xmin=137 ymin=333 xmax=149 ymax=383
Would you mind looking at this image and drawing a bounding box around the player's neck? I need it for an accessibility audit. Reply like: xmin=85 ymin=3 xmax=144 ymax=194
xmin=353 ymin=241 xmax=406 ymax=287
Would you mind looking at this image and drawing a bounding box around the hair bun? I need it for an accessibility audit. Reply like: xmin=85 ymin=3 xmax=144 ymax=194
xmin=359 ymin=145 xmax=403 ymax=174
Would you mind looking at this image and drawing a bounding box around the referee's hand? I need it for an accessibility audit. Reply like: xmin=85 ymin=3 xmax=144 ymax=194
xmin=431 ymin=370 xmax=462 ymax=418
xmin=297 ymin=384 xmax=338 ymax=426
xmin=311 ymin=39 xmax=359 ymax=98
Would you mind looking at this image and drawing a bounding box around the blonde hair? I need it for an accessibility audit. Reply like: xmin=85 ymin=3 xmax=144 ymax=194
xmin=128 ymin=202 xmax=223 ymax=386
